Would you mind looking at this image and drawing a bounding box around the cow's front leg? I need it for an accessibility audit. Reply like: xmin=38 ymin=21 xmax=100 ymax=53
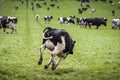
xmin=38 ymin=44 xmax=46 ymax=65
xmin=52 ymin=58 xmax=64 ymax=70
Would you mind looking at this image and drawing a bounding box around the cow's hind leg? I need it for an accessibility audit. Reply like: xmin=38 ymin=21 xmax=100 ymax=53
xmin=11 ymin=28 xmax=14 ymax=34
xmin=52 ymin=58 xmax=64 ymax=70
xmin=38 ymin=44 xmax=46 ymax=65
xmin=44 ymin=54 xmax=55 ymax=69
xmin=44 ymin=46 xmax=60 ymax=70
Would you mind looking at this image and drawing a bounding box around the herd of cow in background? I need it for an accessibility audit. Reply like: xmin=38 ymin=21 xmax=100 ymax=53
xmin=0 ymin=0 xmax=120 ymax=34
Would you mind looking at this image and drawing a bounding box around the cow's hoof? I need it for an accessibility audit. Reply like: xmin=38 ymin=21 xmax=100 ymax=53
xmin=51 ymin=66 xmax=56 ymax=71
xmin=44 ymin=65 xmax=48 ymax=69
xmin=38 ymin=61 xmax=42 ymax=65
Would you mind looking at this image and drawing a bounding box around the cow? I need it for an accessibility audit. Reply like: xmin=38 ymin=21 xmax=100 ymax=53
xmin=50 ymin=4 xmax=55 ymax=7
xmin=44 ymin=16 xmax=53 ymax=23
xmin=91 ymin=9 xmax=96 ymax=13
xmin=14 ymin=6 xmax=18 ymax=10
xmin=36 ymin=3 xmax=42 ymax=8
xmin=82 ymin=7 xmax=88 ymax=11
xmin=0 ymin=16 xmax=18 ymax=34
xmin=35 ymin=15 xmax=40 ymax=21
xmin=38 ymin=27 xmax=76 ymax=70
xmin=86 ymin=4 xmax=90 ymax=8
xmin=111 ymin=10 xmax=115 ymax=16
xmin=76 ymin=17 xmax=86 ymax=27
xmin=112 ymin=18 xmax=120 ymax=29
xmin=78 ymin=8 xmax=83 ymax=14
xmin=58 ymin=17 xmax=75 ymax=25
xmin=85 ymin=18 xmax=107 ymax=29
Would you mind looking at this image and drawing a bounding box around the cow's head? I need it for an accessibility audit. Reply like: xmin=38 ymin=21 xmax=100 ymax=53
xmin=42 ymin=27 xmax=53 ymax=39
xmin=69 ymin=19 xmax=75 ymax=24
xmin=102 ymin=18 xmax=107 ymax=26
xmin=103 ymin=21 xmax=107 ymax=26
xmin=8 ymin=17 xmax=17 ymax=24
xmin=50 ymin=16 xmax=53 ymax=19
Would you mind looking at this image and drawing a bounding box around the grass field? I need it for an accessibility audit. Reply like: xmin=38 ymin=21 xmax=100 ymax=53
xmin=0 ymin=0 xmax=120 ymax=80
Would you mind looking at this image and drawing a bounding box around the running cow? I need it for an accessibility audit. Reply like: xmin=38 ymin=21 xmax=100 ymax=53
xmin=38 ymin=27 xmax=76 ymax=70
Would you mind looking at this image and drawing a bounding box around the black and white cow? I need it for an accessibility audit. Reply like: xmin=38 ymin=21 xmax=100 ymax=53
xmin=91 ymin=9 xmax=96 ymax=13
xmin=58 ymin=17 xmax=75 ymax=25
xmin=85 ymin=18 xmax=107 ymax=29
xmin=76 ymin=17 xmax=86 ymax=27
xmin=38 ymin=27 xmax=76 ymax=70
xmin=0 ymin=16 xmax=18 ymax=34
xmin=44 ymin=16 xmax=53 ymax=23
xmin=112 ymin=18 xmax=120 ymax=29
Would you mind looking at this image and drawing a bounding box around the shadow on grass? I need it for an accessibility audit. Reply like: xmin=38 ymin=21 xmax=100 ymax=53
xmin=42 ymin=67 xmax=76 ymax=77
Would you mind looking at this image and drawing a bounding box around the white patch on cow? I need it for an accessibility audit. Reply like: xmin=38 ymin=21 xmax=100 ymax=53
xmin=58 ymin=17 xmax=64 ymax=24
xmin=51 ymin=36 xmax=66 ymax=57
xmin=6 ymin=22 xmax=16 ymax=29
xmin=44 ymin=36 xmax=66 ymax=53
xmin=45 ymin=40 xmax=55 ymax=51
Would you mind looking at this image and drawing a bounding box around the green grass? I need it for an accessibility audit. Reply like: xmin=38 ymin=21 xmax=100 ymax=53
xmin=0 ymin=0 xmax=120 ymax=80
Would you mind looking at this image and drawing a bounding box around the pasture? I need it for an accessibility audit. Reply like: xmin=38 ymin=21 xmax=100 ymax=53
xmin=0 ymin=0 xmax=120 ymax=80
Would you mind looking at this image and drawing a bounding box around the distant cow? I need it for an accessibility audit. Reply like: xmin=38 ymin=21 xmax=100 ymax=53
xmin=0 ymin=16 xmax=18 ymax=34
xmin=38 ymin=27 xmax=76 ymax=70
xmin=111 ymin=10 xmax=115 ymax=16
xmin=35 ymin=15 xmax=40 ymax=21
xmin=76 ymin=17 xmax=86 ymax=27
xmin=85 ymin=18 xmax=107 ymax=29
xmin=91 ymin=9 xmax=96 ymax=13
xmin=112 ymin=18 xmax=120 ymax=29
xmin=36 ymin=3 xmax=42 ymax=8
xmin=82 ymin=7 xmax=88 ymax=11
xmin=50 ymin=4 xmax=55 ymax=7
xmin=86 ymin=4 xmax=90 ymax=8
xmin=58 ymin=17 xmax=75 ymax=25
xmin=78 ymin=8 xmax=83 ymax=14
xmin=44 ymin=16 xmax=53 ymax=23
xmin=14 ymin=6 xmax=18 ymax=10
